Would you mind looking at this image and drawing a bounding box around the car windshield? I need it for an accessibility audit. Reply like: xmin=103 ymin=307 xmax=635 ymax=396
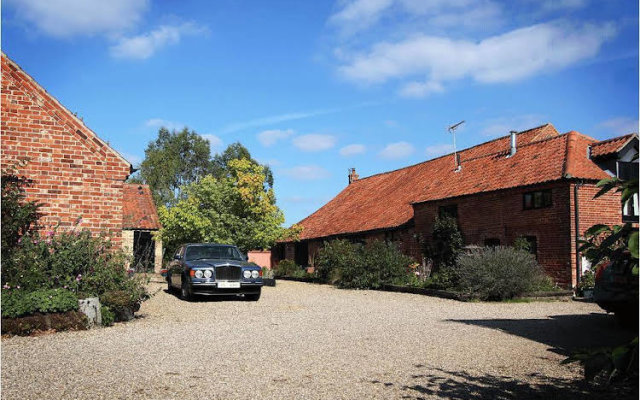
xmin=185 ymin=245 xmax=243 ymax=261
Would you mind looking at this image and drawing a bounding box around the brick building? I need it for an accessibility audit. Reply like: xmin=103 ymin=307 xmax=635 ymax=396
xmin=1 ymin=52 xmax=161 ymax=263
xmin=278 ymin=124 xmax=638 ymax=288
xmin=122 ymin=184 xmax=163 ymax=273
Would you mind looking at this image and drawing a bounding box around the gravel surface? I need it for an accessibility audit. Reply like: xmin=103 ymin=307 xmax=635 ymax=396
xmin=1 ymin=280 xmax=635 ymax=399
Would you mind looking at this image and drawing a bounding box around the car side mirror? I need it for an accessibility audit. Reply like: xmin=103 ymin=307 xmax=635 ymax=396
xmin=243 ymin=254 xmax=249 ymax=261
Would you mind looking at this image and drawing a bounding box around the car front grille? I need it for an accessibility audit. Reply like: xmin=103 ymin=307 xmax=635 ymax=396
xmin=215 ymin=265 xmax=242 ymax=281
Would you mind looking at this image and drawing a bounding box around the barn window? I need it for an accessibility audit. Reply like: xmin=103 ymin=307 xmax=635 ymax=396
xmin=523 ymin=190 xmax=552 ymax=210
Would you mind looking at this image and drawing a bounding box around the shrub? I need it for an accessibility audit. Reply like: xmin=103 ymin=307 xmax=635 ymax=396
xmin=2 ymin=225 xmax=148 ymax=309
xmin=101 ymin=306 xmax=115 ymax=326
xmin=1 ymin=289 xmax=78 ymax=318
xmin=456 ymin=246 xmax=551 ymax=300
xmin=316 ymin=239 xmax=414 ymax=289
xmin=315 ymin=239 xmax=359 ymax=284
xmin=262 ymin=267 xmax=275 ymax=279
xmin=100 ymin=290 xmax=142 ymax=322
xmin=424 ymin=215 xmax=463 ymax=272
xmin=1 ymin=311 xmax=87 ymax=336
xmin=576 ymin=269 xmax=596 ymax=296
xmin=273 ymin=259 xmax=300 ymax=278
xmin=424 ymin=267 xmax=459 ymax=290
xmin=1 ymin=165 xmax=42 ymax=266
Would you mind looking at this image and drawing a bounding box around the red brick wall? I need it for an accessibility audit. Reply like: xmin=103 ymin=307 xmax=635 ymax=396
xmin=413 ymin=182 xmax=575 ymax=287
xmin=568 ymin=182 xmax=622 ymax=284
xmin=1 ymin=55 xmax=130 ymax=245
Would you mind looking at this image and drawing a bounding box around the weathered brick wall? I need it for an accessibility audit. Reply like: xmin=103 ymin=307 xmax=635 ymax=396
xmin=1 ymin=54 xmax=130 ymax=246
xmin=413 ymin=182 xmax=575 ymax=287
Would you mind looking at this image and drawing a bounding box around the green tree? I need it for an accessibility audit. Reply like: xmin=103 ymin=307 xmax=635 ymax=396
xmin=211 ymin=142 xmax=274 ymax=188
xmin=158 ymin=158 xmax=285 ymax=254
xmin=139 ymin=127 xmax=212 ymax=207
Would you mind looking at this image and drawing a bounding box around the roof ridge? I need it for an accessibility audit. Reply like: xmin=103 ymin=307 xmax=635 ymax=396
xmin=1 ymin=52 xmax=132 ymax=169
xmin=461 ymin=132 xmax=567 ymax=163
xmin=353 ymin=123 xmax=556 ymax=183
xmin=592 ymin=133 xmax=637 ymax=146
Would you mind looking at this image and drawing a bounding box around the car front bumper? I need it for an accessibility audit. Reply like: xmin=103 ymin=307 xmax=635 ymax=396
xmin=189 ymin=281 xmax=262 ymax=296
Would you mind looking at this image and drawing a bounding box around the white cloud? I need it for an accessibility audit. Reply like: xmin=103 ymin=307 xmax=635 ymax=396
xmin=292 ymin=134 xmax=337 ymax=152
xmin=481 ymin=114 xmax=547 ymax=137
xmin=339 ymin=144 xmax=366 ymax=156
xmin=257 ymin=129 xmax=294 ymax=147
xmin=201 ymin=134 xmax=223 ymax=153
xmin=399 ymin=80 xmax=444 ymax=98
xmin=596 ymin=117 xmax=639 ymax=135
xmin=110 ymin=22 xmax=208 ymax=60
xmin=425 ymin=144 xmax=454 ymax=158
xmin=329 ymin=0 xmax=500 ymax=36
xmin=338 ymin=22 xmax=615 ymax=96
xmin=379 ymin=141 xmax=414 ymax=159
xmin=145 ymin=118 xmax=185 ymax=131
xmin=280 ymin=165 xmax=331 ymax=181
xmin=329 ymin=0 xmax=394 ymax=35
xmin=6 ymin=0 xmax=148 ymax=38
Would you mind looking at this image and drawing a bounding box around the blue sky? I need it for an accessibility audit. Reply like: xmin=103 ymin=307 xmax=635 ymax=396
xmin=3 ymin=0 xmax=638 ymax=225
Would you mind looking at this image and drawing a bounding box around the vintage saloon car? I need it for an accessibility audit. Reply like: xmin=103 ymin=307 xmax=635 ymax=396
xmin=166 ymin=243 xmax=263 ymax=301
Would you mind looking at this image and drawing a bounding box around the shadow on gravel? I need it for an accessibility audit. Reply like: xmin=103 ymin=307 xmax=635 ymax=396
xmin=379 ymin=367 xmax=628 ymax=400
xmin=163 ymin=289 xmax=250 ymax=303
xmin=447 ymin=313 xmax=637 ymax=356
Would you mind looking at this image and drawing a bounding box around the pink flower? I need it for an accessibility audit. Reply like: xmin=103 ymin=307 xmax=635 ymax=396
xmin=75 ymin=274 xmax=82 ymax=281
xmin=2 ymin=284 xmax=10 ymax=289
xmin=16 ymin=285 xmax=20 ymax=289
xmin=47 ymin=231 xmax=54 ymax=237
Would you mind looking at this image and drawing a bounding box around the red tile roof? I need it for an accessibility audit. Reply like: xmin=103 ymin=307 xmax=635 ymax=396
xmin=590 ymin=133 xmax=637 ymax=158
xmin=122 ymin=184 xmax=161 ymax=230
xmin=294 ymin=124 xmax=613 ymax=241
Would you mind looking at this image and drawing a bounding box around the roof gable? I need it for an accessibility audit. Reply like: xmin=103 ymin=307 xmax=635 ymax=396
xmin=295 ymin=125 xmax=612 ymax=240
xmin=1 ymin=52 xmax=131 ymax=171
xmin=590 ymin=133 xmax=638 ymax=158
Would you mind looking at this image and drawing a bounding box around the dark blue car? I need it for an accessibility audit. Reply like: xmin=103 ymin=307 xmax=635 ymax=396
xmin=166 ymin=243 xmax=263 ymax=301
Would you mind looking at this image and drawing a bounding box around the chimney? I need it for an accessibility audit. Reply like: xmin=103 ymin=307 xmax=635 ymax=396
xmin=348 ymin=168 xmax=359 ymax=184
xmin=509 ymin=130 xmax=518 ymax=156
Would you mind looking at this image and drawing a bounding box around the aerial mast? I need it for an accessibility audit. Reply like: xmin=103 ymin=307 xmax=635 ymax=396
xmin=447 ymin=120 xmax=465 ymax=171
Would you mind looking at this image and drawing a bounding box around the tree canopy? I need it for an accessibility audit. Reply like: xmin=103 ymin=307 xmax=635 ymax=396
xmin=157 ymin=158 xmax=286 ymax=254
xmin=211 ymin=142 xmax=274 ymax=188
xmin=139 ymin=127 xmax=211 ymax=207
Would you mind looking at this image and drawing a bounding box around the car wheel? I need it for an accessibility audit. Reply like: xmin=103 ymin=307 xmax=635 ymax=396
xmin=245 ymin=289 xmax=261 ymax=301
xmin=181 ymin=279 xmax=192 ymax=301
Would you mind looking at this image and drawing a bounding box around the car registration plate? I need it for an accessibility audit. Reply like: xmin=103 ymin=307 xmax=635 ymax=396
xmin=218 ymin=281 xmax=241 ymax=289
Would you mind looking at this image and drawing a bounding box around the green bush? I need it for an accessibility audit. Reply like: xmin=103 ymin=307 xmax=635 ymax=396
xmin=424 ymin=215 xmax=463 ymax=272
xmin=101 ymin=306 xmax=115 ymax=326
xmin=576 ymin=269 xmax=595 ymax=296
xmin=2 ymin=226 xmax=148 ymax=308
xmin=316 ymin=239 xmax=414 ymax=289
xmin=100 ymin=290 xmax=142 ymax=321
xmin=1 ymin=289 xmax=78 ymax=318
xmin=456 ymin=246 xmax=552 ymax=300
xmin=1 ymin=166 xmax=42 ymax=267
xmin=315 ymin=239 xmax=358 ymax=284
xmin=424 ymin=267 xmax=459 ymax=290
xmin=273 ymin=259 xmax=300 ymax=277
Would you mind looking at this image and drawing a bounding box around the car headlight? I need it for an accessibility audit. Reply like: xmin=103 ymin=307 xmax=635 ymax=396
xmin=194 ymin=270 xmax=204 ymax=279
xmin=251 ymin=270 xmax=259 ymax=279
xmin=204 ymin=269 xmax=213 ymax=278
xmin=243 ymin=270 xmax=252 ymax=279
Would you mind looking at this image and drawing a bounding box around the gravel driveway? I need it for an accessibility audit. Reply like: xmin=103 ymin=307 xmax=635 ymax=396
xmin=1 ymin=280 xmax=635 ymax=399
